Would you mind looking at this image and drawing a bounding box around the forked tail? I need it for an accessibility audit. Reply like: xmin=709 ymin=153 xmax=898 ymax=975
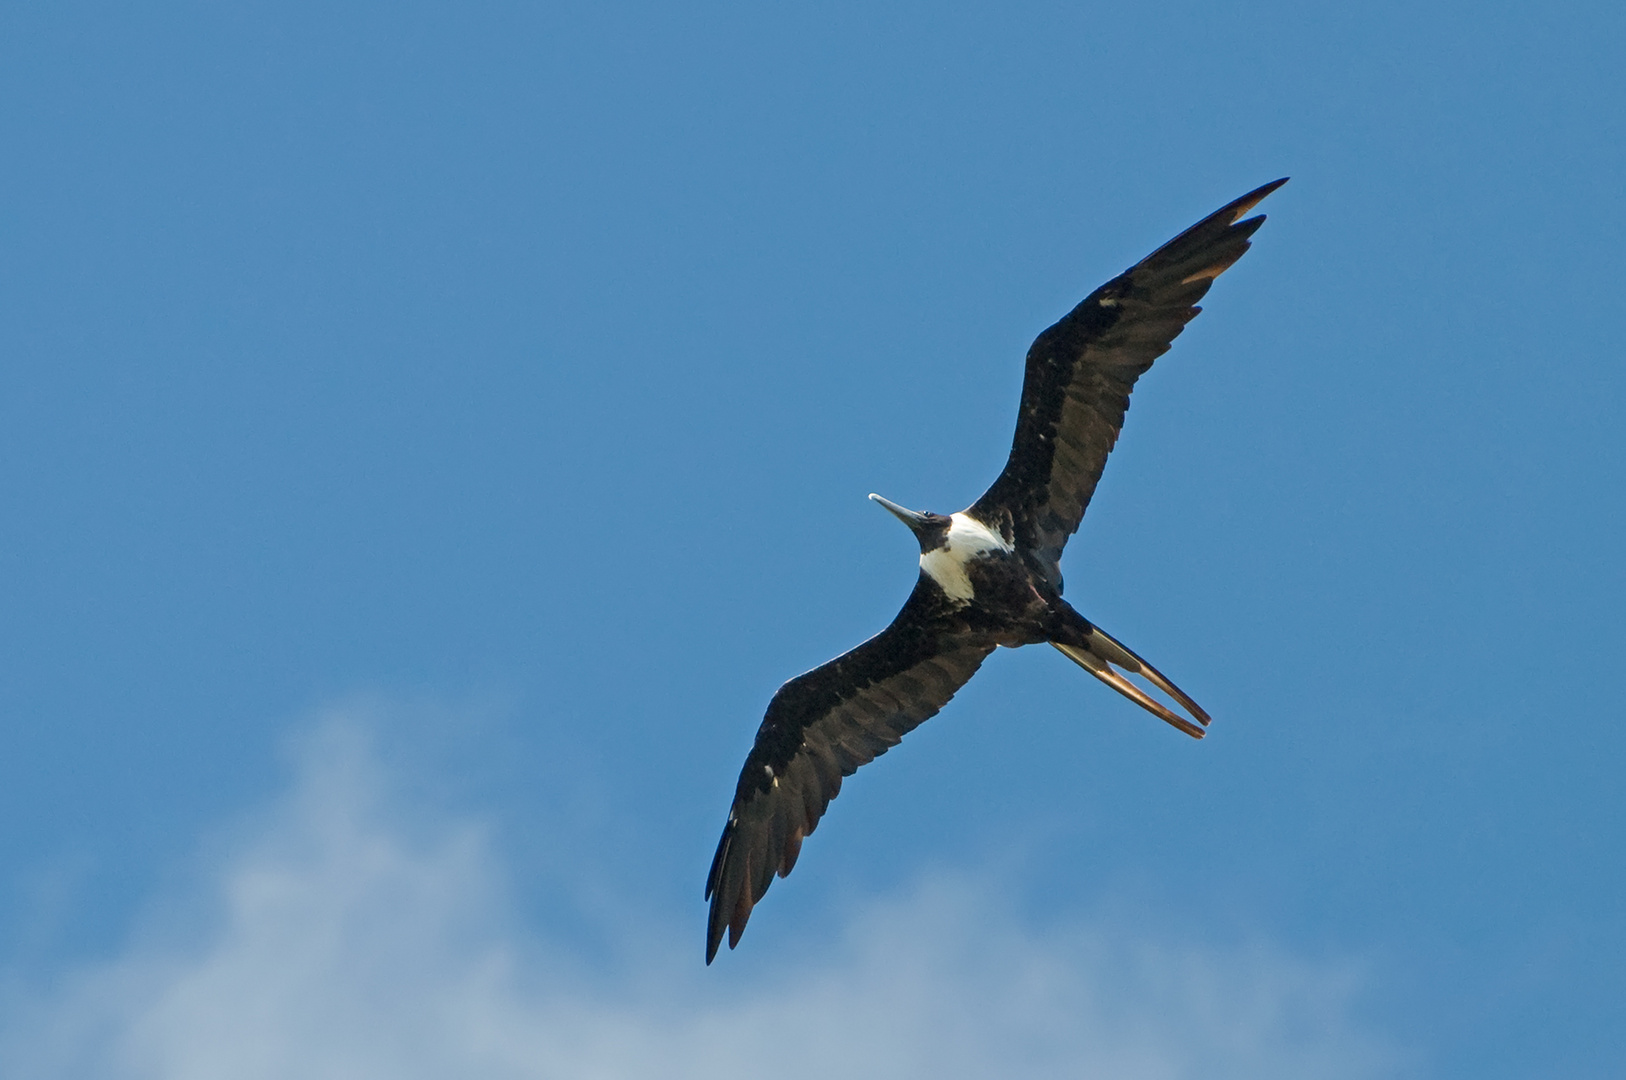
xmin=1052 ymin=625 xmax=1211 ymax=739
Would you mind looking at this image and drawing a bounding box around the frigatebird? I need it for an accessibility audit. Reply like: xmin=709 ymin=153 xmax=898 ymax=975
xmin=706 ymin=179 xmax=1286 ymax=963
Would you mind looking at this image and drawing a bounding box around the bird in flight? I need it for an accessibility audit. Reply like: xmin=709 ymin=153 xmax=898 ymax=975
xmin=705 ymin=179 xmax=1287 ymax=964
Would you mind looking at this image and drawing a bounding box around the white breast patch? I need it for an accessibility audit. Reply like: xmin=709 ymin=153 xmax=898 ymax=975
xmin=919 ymin=513 xmax=1012 ymax=602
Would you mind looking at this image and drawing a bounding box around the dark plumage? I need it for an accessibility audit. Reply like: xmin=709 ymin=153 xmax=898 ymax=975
xmin=706 ymin=179 xmax=1287 ymax=963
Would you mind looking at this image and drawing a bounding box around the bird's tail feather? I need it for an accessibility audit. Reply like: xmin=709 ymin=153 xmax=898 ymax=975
xmin=1053 ymin=627 xmax=1211 ymax=739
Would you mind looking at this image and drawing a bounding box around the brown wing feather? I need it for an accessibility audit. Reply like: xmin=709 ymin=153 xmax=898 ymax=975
xmin=971 ymin=178 xmax=1286 ymax=590
xmin=705 ymin=579 xmax=993 ymax=963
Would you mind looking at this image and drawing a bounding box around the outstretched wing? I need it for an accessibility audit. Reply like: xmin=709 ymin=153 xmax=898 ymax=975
xmin=971 ymin=178 xmax=1286 ymax=591
xmin=705 ymin=581 xmax=993 ymax=963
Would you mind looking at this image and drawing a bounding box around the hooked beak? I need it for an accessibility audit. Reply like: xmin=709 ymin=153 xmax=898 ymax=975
xmin=868 ymin=493 xmax=929 ymax=533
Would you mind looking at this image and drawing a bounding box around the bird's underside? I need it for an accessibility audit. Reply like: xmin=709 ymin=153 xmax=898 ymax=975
xmin=705 ymin=178 xmax=1286 ymax=964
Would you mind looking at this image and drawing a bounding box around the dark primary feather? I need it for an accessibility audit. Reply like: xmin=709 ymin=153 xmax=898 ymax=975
xmin=971 ymin=177 xmax=1287 ymax=591
xmin=705 ymin=578 xmax=993 ymax=963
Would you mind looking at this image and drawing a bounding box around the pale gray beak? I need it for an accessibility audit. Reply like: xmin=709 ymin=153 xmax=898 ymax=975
xmin=868 ymin=493 xmax=929 ymax=530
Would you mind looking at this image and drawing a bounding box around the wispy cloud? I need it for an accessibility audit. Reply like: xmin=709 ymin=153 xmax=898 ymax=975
xmin=1 ymin=710 xmax=1400 ymax=1080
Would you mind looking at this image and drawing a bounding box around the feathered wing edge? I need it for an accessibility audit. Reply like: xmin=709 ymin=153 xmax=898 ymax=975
xmin=972 ymin=178 xmax=1287 ymax=590
xmin=705 ymin=591 xmax=993 ymax=963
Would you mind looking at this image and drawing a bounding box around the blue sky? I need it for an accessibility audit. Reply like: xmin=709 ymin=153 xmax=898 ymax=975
xmin=1 ymin=2 xmax=1622 ymax=1076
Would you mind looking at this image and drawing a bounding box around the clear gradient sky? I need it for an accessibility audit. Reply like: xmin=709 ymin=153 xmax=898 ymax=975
xmin=2 ymin=3 xmax=1623 ymax=1077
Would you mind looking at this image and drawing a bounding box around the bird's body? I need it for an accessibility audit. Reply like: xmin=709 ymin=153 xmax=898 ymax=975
xmin=706 ymin=179 xmax=1287 ymax=963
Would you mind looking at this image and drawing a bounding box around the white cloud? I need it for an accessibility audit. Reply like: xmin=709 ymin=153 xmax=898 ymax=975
xmin=0 ymin=711 xmax=1400 ymax=1080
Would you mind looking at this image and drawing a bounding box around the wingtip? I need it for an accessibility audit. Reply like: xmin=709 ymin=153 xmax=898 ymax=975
xmin=1135 ymin=178 xmax=1289 ymax=280
xmin=1227 ymin=177 xmax=1290 ymax=223
xmin=703 ymin=889 xmax=736 ymax=966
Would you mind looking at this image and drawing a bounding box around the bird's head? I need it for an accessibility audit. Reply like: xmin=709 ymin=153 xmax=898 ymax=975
xmin=868 ymin=493 xmax=952 ymax=552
